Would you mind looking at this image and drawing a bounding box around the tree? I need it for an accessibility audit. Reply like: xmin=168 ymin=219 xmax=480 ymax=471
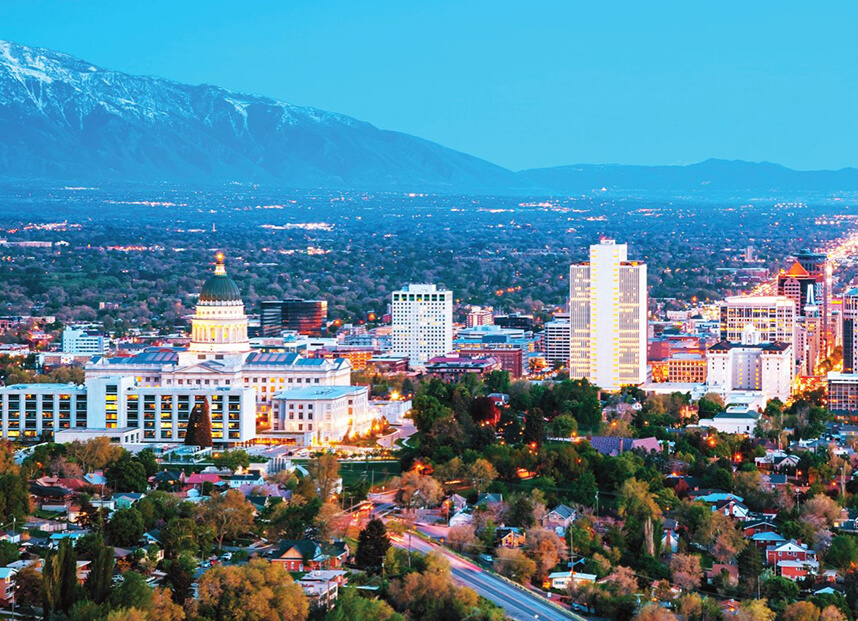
xmin=164 ymin=553 xmax=197 ymax=604
xmin=0 ymin=540 xmax=20 ymax=567
xmin=819 ymin=606 xmax=847 ymax=621
xmin=162 ymin=517 xmax=200 ymax=559
xmin=523 ymin=410 xmax=546 ymax=448
xmin=634 ymin=604 xmax=679 ymax=621
xmin=86 ymin=541 xmax=116 ymax=604
xmin=738 ymin=544 xmax=764 ymax=597
xmin=199 ymin=489 xmax=255 ymax=550
xmin=108 ymin=571 xmax=153 ymax=611
xmin=603 ymin=566 xmax=639 ymax=597
xmin=186 ymin=400 xmax=213 ymax=448
xmin=14 ymin=564 xmax=42 ymax=615
xmin=308 ymin=453 xmax=340 ymax=500
xmin=67 ymin=436 xmax=124 ymax=472
xmin=107 ymin=507 xmax=146 ymax=547
xmin=197 ymin=558 xmax=309 ymax=621
xmin=0 ymin=470 xmax=30 ymax=524
xmin=388 ymin=554 xmax=486 ymax=621
xmin=493 ymin=548 xmax=537 ymax=583
xmin=802 ymin=494 xmax=842 ymax=529
xmin=670 ymin=553 xmax=703 ymax=591
xmin=447 ymin=524 xmax=477 ymax=553
xmin=524 ymin=528 xmax=567 ymax=580
xmin=136 ymin=448 xmax=159 ymax=477
xmin=699 ymin=510 xmax=746 ymax=562
xmin=467 ymin=459 xmax=498 ymax=495
xmin=782 ymin=601 xmax=821 ymax=621
xmin=734 ymin=599 xmax=777 ymax=621
xmin=395 ymin=471 xmax=444 ymax=509
xmin=107 ymin=454 xmax=148 ymax=493
xmin=150 ymin=587 xmax=186 ymax=621
xmin=764 ymin=576 xmax=800 ymax=607
xmin=356 ymin=518 xmax=390 ymax=572
xmin=826 ymin=535 xmax=858 ymax=570
xmin=326 ymin=587 xmax=402 ymax=621
xmin=212 ymin=449 xmax=250 ymax=472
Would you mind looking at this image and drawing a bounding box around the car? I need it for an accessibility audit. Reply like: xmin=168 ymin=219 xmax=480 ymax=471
xmin=479 ymin=554 xmax=493 ymax=564
xmin=221 ymin=552 xmax=232 ymax=561
xmin=201 ymin=561 xmax=211 ymax=568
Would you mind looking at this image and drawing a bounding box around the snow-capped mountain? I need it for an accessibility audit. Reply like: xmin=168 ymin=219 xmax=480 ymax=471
xmin=0 ymin=40 xmax=524 ymax=191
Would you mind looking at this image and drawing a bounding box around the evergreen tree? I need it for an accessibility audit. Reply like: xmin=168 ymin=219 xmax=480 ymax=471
xmin=58 ymin=537 xmax=78 ymax=613
xmin=86 ymin=541 xmax=115 ymax=604
xmin=41 ymin=549 xmax=60 ymax=621
xmin=355 ymin=517 xmax=390 ymax=573
xmin=523 ymin=409 xmax=546 ymax=448
xmin=185 ymin=404 xmax=199 ymax=446
xmin=738 ymin=544 xmax=764 ymax=598
xmin=196 ymin=398 xmax=213 ymax=448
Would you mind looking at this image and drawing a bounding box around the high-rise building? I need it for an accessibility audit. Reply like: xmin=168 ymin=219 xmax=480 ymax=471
xmin=795 ymin=249 xmax=829 ymax=351
xmin=720 ymin=296 xmax=796 ymax=348
xmin=569 ymin=239 xmax=647 ymax=390
xmin=543 ymin=313 xmax=571 ymax=365
xmin=260 ymin=299 xmax=328 ymax=336
xmin=842 ymin=288 xmax=858 ymax=373
xmin=391 ymin=284 xmax=453 ymax=365
xmin=777 ymin=261 xmax=822 ymax=317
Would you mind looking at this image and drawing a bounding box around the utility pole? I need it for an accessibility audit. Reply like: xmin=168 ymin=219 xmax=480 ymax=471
xmin=595 ymin=490 xmax=599 ymax=517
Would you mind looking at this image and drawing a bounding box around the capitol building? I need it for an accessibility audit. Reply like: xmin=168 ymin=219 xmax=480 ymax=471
xmin=0 ymin=254 xmax=373 ymax=447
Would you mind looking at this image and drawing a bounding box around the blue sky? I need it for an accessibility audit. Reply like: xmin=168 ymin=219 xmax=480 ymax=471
xmin=3 ymin=1 xmax=856 ymax=170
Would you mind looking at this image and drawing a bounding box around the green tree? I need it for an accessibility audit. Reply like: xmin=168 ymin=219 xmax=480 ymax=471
xmin=106 ymin=508 xmax=146 ymax=547
xmin=86 ymin=541 xmax=115 ymax=604
xmin=164 ymin=553 xmax=197 ymax=604
xmin=136 ymin=448 xmax=159 ymax=477
xmin=0 ymin=471 xmax=30 ymax=523
xmin=356 ymin=517 xmax=390 ymax=573
xmin=0 ymin=540 xmax=20 ymax=566
xmin=199 ymin=489 xmax=255 ymax=550
xmin=308 ymin=453 xmax=340 ymax=500
xmin=108 ymin=571 xmax=153 ymax=611
xmin=738 ymin=543 xmax=764 ymax=597
xmin=325 ymin=587 xmax=403 ymax=621
xmin=106 ymin=454 xmax=148 ymax=493
xmin=827 ymin=535 xmax=858 ymax=570
xmin=213 ymin=449 xmax=250 ymax=472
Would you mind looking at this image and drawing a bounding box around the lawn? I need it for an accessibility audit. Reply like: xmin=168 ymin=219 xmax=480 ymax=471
xmin=339 ymin=460 xmax=402 ymax=487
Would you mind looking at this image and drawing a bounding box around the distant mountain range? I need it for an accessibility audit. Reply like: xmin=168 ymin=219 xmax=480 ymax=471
xmin=0 ymin=40 xmax=855 ymax=195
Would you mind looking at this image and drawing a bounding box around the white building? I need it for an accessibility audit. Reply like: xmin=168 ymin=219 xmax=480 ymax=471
xmin=543 ymin=313 xmax=570 ymax=365
xmin=62 ymin=327 xmax=106 ymax=355
xmin=271 ymin=386 xmax=371 ymax=445
xmin=706 ymin=326 xmax=794 ymax=403
xmin=85 ymin=254 xmax=351 ymax=428
xmin=569 ymin=239 xmax=647 ymax=390
xmin=1 ymin=253 xmax=359 ymax=446
xmin=0 ymin=376 xmax=256 ymax=444
xmin=721 ymin=296 xmax=796 ymax=349
xmin=391 ymin=284 xmax=453 ymax=365
xmin=842 ymin=288 xmax=858 ymax=373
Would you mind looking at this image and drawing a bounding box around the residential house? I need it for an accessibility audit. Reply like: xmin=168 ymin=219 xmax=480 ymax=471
xmin=298 ymin=569 xmax=348 ymax=610
xmin=542 ymin=504 xmax=576 ymax=532
xmin=766 ymin=540 xmax=817 ymax=566
xmin=778 ymin=559 xmax=819 ymax=581
xmin=662 ymin=518 xmax=679 ymax=554
xmin=750 ymin=531 xmax=786 ymax=550
xmin=713 ymin=498 xmax=750 ymax=521
xmin=496 ymin=527 xmax=526 ymax=548
xmin=269 ymin=540 xmax=348 ymax=572
xmin=548 ymin=571 xmax=597 ymax=590
xmin=586 ymin=436 xmax=660 ymax=457
xmin=0 ymin=567 xmax=16 ymax=606
xmin=114 ymin=493 xmax=145 ymax=509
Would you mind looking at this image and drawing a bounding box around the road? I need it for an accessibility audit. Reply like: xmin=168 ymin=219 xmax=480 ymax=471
xmin=394 ymin=534 xmax=583 ymax=621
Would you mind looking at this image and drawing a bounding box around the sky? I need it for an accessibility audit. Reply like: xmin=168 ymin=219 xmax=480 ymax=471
xmin=2 ymin=1 xmax=856 ymax=171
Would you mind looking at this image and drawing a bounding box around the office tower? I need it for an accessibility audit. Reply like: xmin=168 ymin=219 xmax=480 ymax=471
xmin=494 ymin=313 xmax=535 ymax=331
xmin=260 ymin=299 xmax=328 ymax=336
xmin=720 ymin=296 xmax=796 ymax=347
xmin=777 ymin=261 xmax=822 ymax=316
xmin=543 ymin=313 xmax=571 ymax=365
xmin=391 ymin=284 xmax=453 ymax=364
xmin=569 ymin=239 xmax=647 ymax=390
xmin=466 ymin=306 xmax=494 ymax=328
xmin=795 ymin=249 xmax=829 ymax=352
xmin=843 ymin=288 xmax=858 ymax=373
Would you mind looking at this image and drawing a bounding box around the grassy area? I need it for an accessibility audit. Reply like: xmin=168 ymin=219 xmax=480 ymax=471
xmin=339 ymin=460 xmax=402 ymax=487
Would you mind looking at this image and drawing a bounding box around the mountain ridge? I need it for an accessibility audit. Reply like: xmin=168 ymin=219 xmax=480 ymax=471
xmin=0 ymin=40 xmax=855 ymax=195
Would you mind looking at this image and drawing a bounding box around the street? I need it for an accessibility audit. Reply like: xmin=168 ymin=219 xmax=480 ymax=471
xmin=394 ymin=532 xmax=583 ymax=621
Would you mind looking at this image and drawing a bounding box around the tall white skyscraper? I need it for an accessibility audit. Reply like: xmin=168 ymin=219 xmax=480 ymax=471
xmin=569 ymin=239 xmax=647 ymax=390
xmin=391 ymin=284 xmax=453 ymax=364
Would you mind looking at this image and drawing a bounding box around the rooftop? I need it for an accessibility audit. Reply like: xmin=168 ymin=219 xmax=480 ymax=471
xmin=273 ymin=386 xmax=367 ymax=400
